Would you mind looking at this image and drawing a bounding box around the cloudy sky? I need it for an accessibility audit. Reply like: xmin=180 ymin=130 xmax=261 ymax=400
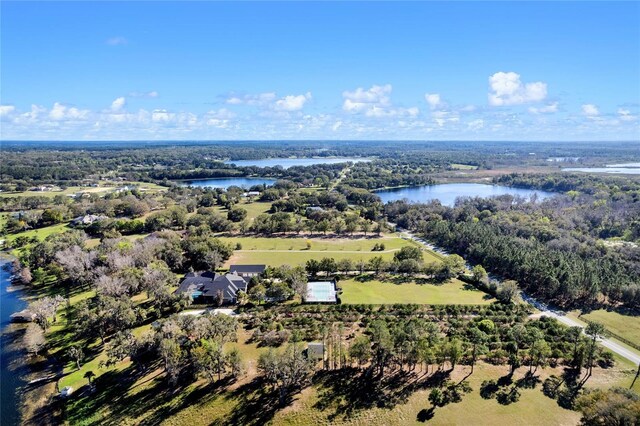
xmin=1 ymin=2 xmax=638 ymax=141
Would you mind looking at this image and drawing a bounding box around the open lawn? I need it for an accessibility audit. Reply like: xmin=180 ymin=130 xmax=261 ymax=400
xmin=450 ymin=163 xmax=479 ymax=170
xmin=221 ymin=235 xmax=440 ymax=268
xmin=226 ymin=250 xmax=399 ymax=268
xmin=2 ymin=222 xmax=71 ymax=242
xmin=339 ymin=277 xmax=493 ymax=305
xmin=567 ymin=309 xmax=640 ymax=349
xmin=0 ymin=181 xmax=167 ymax=199
xmin=211 ymin=201 xmax=273 ymax=221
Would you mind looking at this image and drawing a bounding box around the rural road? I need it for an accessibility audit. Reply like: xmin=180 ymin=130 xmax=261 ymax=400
xmin=521 ymin=294 xmax=640 ymax=366
xmin=395 ymin=226 xmax=640 ymax=366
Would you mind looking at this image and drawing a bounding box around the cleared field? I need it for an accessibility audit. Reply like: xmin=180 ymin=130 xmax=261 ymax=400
xmin=450 ymin=163 xmax=479 ymax=170
xmin=226 ymin=250 xmax=399 ymax=267
xmin=569 ymin=309 xmax=640 ymax=346
xmin=221 ymin=235 xmax=440 ymax=267
xmin=219 ymin=235 xmax=412 ymax=251
xmin=0 ymin=181 xmax=167 ymax=199
xmin=2 ymin=222 xmax=71 ymax=242
xmin=211 ymin=201 xmax=273 ymax=221
xmin=339 ymin=278 xmax=493 ymax=305
xmin=270 ymin=363 xmax=580 ymax=426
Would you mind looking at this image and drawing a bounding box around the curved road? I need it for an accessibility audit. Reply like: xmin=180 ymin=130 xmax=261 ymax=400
xmin=395 ymin=226 xmax=640 ymax=366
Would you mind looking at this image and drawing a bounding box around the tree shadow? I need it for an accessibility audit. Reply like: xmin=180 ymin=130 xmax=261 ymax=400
xmin=215 ymin=376 xmax=293 ymax=426
xmin=312 ymin=367 xmax=450 ymax=422
xmin=416 ymin=407 xmax=435 ymax=422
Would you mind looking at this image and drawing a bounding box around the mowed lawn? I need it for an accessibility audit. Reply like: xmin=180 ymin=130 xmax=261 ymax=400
xmin=220 ymin=235 xmax=441 ymax=267
xmin=3 ymin=222 xmax=71 ymax=243
xmin=339 ymin=278 xmax=493 ymax=305
xmin=0 ymin=181 xmax=167 ymax=199
xmin=212 ymin=201 xmax=273 ymax=221
xmin=570 ymin=309 xmax=640 ymax=345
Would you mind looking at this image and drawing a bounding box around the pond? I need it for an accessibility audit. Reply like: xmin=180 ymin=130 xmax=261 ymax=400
xmin=224 ymin=157 xmax=370 ymax=169
xmin=375 ymin=183 xmax=555 ymax=207
xmin=1 ymin=258 xmax=26 ymax=426
xmin=185 ymin=177 xmax=277 ymax=189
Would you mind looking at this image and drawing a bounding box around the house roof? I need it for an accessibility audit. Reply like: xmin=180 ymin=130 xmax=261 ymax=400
xmin=176 ymin=271 xmax=248 ymax=302
xmin=229 ymin=264 xmax=266 ymax=274
xmin=307 ymin=342 xmax=324 ymax=353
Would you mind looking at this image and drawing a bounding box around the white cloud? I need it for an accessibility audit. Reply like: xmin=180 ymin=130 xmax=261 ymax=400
xmin=343 ymin=84 xmax=392 ymax=112
xmin=459 ymin=105 xmax=477 ymax=112
xmin=206 ymin=108 xmax=236 ymax=120
xmin=106 ymin=36 xmax=128 ymax=46
xmin=343 ymin=84 xmax=418 ymax=117
xmin=128 ymin=91 xmax=159 ymax=98
xmin=332 ymin=121 xmax=343 ymax=131
xmin=529 ymin=102 xmax=559 ymax=114
xmin=151 ymin=109 xmax=172 ymax=122
xmin=49 ymin=102 xmax=89 ymax=121
xmin=582 ymin=104 xmax=599 ymax=116
xmin=488 ymin=72 xmax=547 ymax=106
xmin=617 ymin=108 xmax=638 ymax=122
xmin=111 ymin=97 xmax=126 ymax=112
xmin=468 ymin=119 xmax=484 ymax=130
xmin=0 ymin=105 xmax=15 ymax=117
xmin=425 ymin=93 xmax=442 ymax=109
xmin=431 ymin=110 xmax=460 ymax=127
xmin=274 ymin=92 xmax=312 ymax=111
xmin=226 ymin=92 xmax=277 ymax=106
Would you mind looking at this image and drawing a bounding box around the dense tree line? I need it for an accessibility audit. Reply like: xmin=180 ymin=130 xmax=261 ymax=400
xmin=386 ymin=195 xmax=640 ymax=309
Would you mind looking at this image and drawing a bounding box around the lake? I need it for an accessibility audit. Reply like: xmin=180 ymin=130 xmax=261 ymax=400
xmin=224 ymin=157 xmax=369 ymax=169
xmin=375 ymin=183 xmax=555 ymax=207
xmin=563 ymin=163 xmax=640 ymax=174
xmin=1 ymin=258 xmax=26 ymax=426
xmin=185 ymin=177 xmax=277 ymax=189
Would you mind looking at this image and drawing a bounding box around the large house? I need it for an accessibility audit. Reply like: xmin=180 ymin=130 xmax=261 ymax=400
xmin=71 ymin=214 xmax=109 ymax=227
xmin=228 ymin=264 xmax=266 ymax=279
xmin=176 ymin=271 xmax=248 ymax=304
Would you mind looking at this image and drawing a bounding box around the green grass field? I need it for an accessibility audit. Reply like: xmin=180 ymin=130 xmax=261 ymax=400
xmin=450 ymin=163 xmax=479 ymax=170
xmin=221 ymin=235 xmax=440 ymax=268
xmin=339 ymin=278 xmax=493 ymax=305
xmin=2 ymin=222 xmax=71 ymax=242
xmin=568 ymin=309 xmax=640 ymax=346
xmin=0 ymin=181 xmax=167 ymax=199
xmin=211 ymin=201 xmax=273 ymax=221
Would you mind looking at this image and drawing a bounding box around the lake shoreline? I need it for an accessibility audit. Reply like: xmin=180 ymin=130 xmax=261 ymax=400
xmin=0 ymin=255 xmax=63 ymax=426
xmin=375 ymin=182 xmax=556 ymax=207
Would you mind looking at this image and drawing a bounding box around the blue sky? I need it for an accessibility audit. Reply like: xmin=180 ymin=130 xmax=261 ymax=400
xmin=1 ymin=1 xmax=639 ymax=141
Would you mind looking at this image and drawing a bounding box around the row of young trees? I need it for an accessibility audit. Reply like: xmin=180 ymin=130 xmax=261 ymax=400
xmin=303 ymin=250 xmax=466 ymax=280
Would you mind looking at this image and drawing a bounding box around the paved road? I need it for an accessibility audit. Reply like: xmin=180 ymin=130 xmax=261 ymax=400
xmin=395 ymin=226 xmax=640 ymax=366
xmin=521 ymin=294 xmax=640 ymax=366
